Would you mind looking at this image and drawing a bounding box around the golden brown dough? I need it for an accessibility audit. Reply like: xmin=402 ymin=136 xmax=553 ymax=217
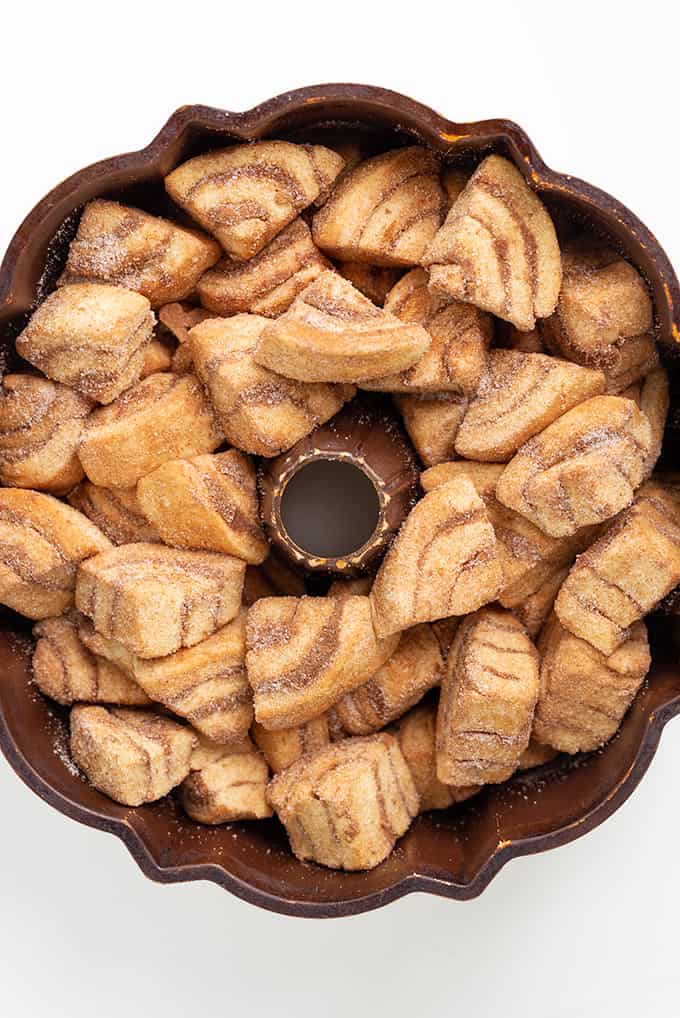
xmin=0 ymin=374 xmax=91 ymax=494
xmin=370 ymin=477 xmax=502 ymax=638
xmin=441 ymin=167 xmax=470 ymax=207
xmin=267 ymin=733 xmax=419 ymax=870
xmin=189 ymin=314 xmax=354 ymax=456
xmin=312 ymin=147 xmax=446 ymax=266
xmin=454 ymin=350 xmax=606 ymax=462
xmin=394 ymin=393 xmax=468 ymax=467
xmin=436 ymin=607 xmax=540 ymax=785
xmin=638 ymin=366 xmax=669 ymax=477
xmin=516 ymin=737 xmax=558 ymax=770
xmin=533 ymin=614 xmax=650 ymax=752
xmin=423 ymin=155 xmax=562 ymax=331
xmin=70 ymin=705 xmax=196 ymax=806
xmin=252 ymin=716 xmax=330 ymax=773
xmin=246 ymin=594 xmax=399 ymax=729
xmin=181 ymin=744 xmax=272 ymax=823
xmin=555 ymin=482 xmax=680 ymax=654
xmin=32 ymin=615 xmax=149 ymax=706
xmin=165 ymin=141 xmax=345 ymax=259
xmin=189 ymin=732 xmax=244 ymax=772
xmin=140 ymin=339 xmax=173 ymax=378
xmin=510 ymin=566 xmax=569 ymax=638
xmin=16 ymin=283 xmax=154 ymax=404
xmin=79 ymin=613 xmax=251 ymax=743
xmin=157 ymin=302 xmax=214 ymax=346
xmin=332 ymin=624 xmax=443 ymax=735
xmin=198 ymin=218 xmax=330 ymax=317
xmin=255 ymin=270 xmax=431 ymax=383
xmin=137 ymin=449 xmax=268 ymax=563
xmin=362 ymin=268 xmax=492 ymax=395
xmin=78 ymin=373 xmax=222 ymax=487
xmin=0 ymin=489 xmax=110 ymax=619
xmin=337 ymin=262 xmax=403 ymax=305
xmin=601 ymin=333 xmax=659 ymax=394
xmin=68 ymin=482 xmax=160 ymax=545
xmin=496 ymin=395 xmax=652 ymax=537
xmin=76 ymin=542 xmax=245 ymax=659
xmin=58 ymin=199 xmax=221 ymax=306
xmin=392 ymin=702 xmax=480 ymax=811
xmin=242 ymin=551 xmax=306 ymax=605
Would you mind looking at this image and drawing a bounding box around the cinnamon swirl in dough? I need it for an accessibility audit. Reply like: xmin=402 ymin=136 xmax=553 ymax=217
xmin=337 ymin=261 xmax=403 ymax=305
xmin=59 ymin=199 xmax=221 ymax=306
xmin=165 ymin=141 xmax=345 ymax=259
xmin=267 ymin=733 xmax=419 ymax=870
xmin=181 ymin=744 xmax=272 ymax=823
xmin=423 ymin=155 xmax=562 ymax=331
xmin=394 ymin=393 xmax=468 ymax=467
xmin=252 ymin=715 xmax=330 ymax=773
xmin=68 ymin=482 xmax=160 ymax=545
xmin=16 ymin=283 xmax=154 ymax=404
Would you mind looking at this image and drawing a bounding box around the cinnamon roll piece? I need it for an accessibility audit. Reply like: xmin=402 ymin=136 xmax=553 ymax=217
xmin=32 ymin=614 xmax=150 ymax=706
xmin=394 ymin=393 xmax=468 ymax=467
xmin=165 ymin=141 xmax=345 ymax=260
xmin=370 ymin=476 xmax=502 ymax=638
xmin=140 ymin=339 xmax=173 ymax=378
xmin=312 ymin=147 xmax=446 ymax=266
xmin=252 ymin=715 xmax=330 ymax=773
xmin=59 ymin=199 xmax=221 ymax=306
xmin=78 ymin=373 xmax=222 ymax=488
xmin=198 ymin=218 xmax=330 ymax=317
xmin=267 ymin=733 xmax=419 ymax=870
xmin=555 ymin=482 xmax=680 ymax=655
xmin=533 ymin=614 xmax=650 ymax=753
xmin=256 ymin=270 xmax=431 ymax=383
xmin=75 ymin=542 xmax=245 ymax=659
xmin=637 ymin=366 xmax=669 ymax=477
xmin=363 ymin=268 xmax=492 ymax=395
xmin=16 ymin=283 xmax=154 ymax=404
xmin=68 ymin=482 xmax=160 ymax=545
xmin=157 ymin=302 xmax=214 ymax=345
xmin=436 ymin=607 xmax=540 ymax=785
xmin=181 ymin=743 xmax=272 ymax=823
xmin=242 ymin=551 xmax=306 ymax=606
xmin=245 ymin=594 xmax=399 ymax=730
xmin=423 ymin=155 xmax=562 ymax=330
xmin=0 ymin=374 xmax=92 ymax=494
xmin=0 ymin=489 xmax=110 ymax=619
xmin=337 ymin=262 xmax=403 ymax=305
xmin=137 ymin=449 xmax=267 ymax=563
xmin=70 ymin=705 xmax=196 ymax=806
xmin=454 ymin=350 xmax=606 ymax=462
xmin=189 ymin=314 xmax=354 ymax=457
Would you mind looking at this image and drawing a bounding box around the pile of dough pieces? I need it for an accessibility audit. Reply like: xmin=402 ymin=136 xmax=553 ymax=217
xmin=3 ymin=136 xmax=678 ymax=872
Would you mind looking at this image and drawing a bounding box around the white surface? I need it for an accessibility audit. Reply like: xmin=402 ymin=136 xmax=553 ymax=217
xmin=2 ymin=3 xmax=679 ymax=1015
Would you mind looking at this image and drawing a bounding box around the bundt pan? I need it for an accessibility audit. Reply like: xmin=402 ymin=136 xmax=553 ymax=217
xmin=1 ymin=84 xmax=680 ymax=918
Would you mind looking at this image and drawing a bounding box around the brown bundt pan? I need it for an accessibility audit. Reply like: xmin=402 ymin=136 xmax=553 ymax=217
xmin=2 ymin=84 xmax=680 ymax=918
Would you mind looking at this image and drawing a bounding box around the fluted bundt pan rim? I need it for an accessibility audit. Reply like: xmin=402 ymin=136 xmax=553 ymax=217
xmin=1 ymin=84 xmax=680 ymax=918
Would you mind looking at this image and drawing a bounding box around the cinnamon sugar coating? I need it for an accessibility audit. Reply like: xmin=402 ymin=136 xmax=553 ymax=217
xmin=370 ymin=476 xmax=502 ymax=638
xmin=181 ymin=743 xmax=272 ymax=823
xmin=392 ymin=702 xmax=480 ymax=811
xmin=267 ymin=733 xmax=419 ymax=870
xmin=252 ymin=715 xmax=330 ymax=773
xmin=332 ymin=623 xmax=443 ymax=735
xmin=68 ymin=482 xmax=160 ymax=545
xmin=246 ymin=594 xmax=400 ymax=730
xmin=362 ymin=269 xmax=493 ymax=395
xmin=79 ymin=613 xmax=251 ymax=744
xmin=496 ymin=395 xmax=652 ymax=537
xmin=454 ymin=350 xmax=606 ymax=462
xmin=533 ymin=614 xmax=650 ymax=753
xmin=255 ymin=271 xmax=431 ymax=383
xmin=59 ymin=200 xmax=221 ymax=306
xmin=516 ymin=738 xmax=558 ymax=771
xmin=140 ymin=338 xmax=173 ymax=378
xmin=423 ymin=155 xmax=562 ymax=331
xmin=137 ymin=449 xmax=268 ymax=563
xmin=16 ymin=283 xmax=154 ymax=404
xmin=0 ymin=374 xmax=91 ymax=494
xmin=198 ymin=218 xmax=330 ymax=317
xmin=78 ymin=373 xmax=222 ymax=488
xmin=32 ymin=614 xmax=149 ymax=706
xmin=436 ymin=607 xmax=540 ymax=785
xmin=189 ymin=314 xmax=354 ymax=457
xmin=75 ymin=542 xmax=245 ymax=659
xmin=157 ymin=301 xmax=214 ymax=346
xmin=0 ymin=489 xmax=110 ymax=619
xmin=70 ymin=705 xmax=196 ymax=806
xmin=312 ymin=146 xmax=446 ymax=267
xmin=638 ymin=366 xmax=669 ymax=477
xmin=165 ymin=141 xmax=345 ymax=260
xmin=394 ymin=393 xmax=468 ymax=467
xmin=337 ymin=262 xmax=403 ymax=305
xmin=555 ymin=482 xmax=680 ymax=654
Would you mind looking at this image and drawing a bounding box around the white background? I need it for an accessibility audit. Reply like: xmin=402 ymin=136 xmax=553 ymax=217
xmin=1 ymin=3 xmax=679 ymax=1015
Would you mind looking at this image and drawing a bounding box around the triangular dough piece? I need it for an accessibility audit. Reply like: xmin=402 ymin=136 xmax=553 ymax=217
xmin=255 ymin=270 xmax=431 ymax=382
xmin=422 ymin=154 xmax=562 ymax=331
